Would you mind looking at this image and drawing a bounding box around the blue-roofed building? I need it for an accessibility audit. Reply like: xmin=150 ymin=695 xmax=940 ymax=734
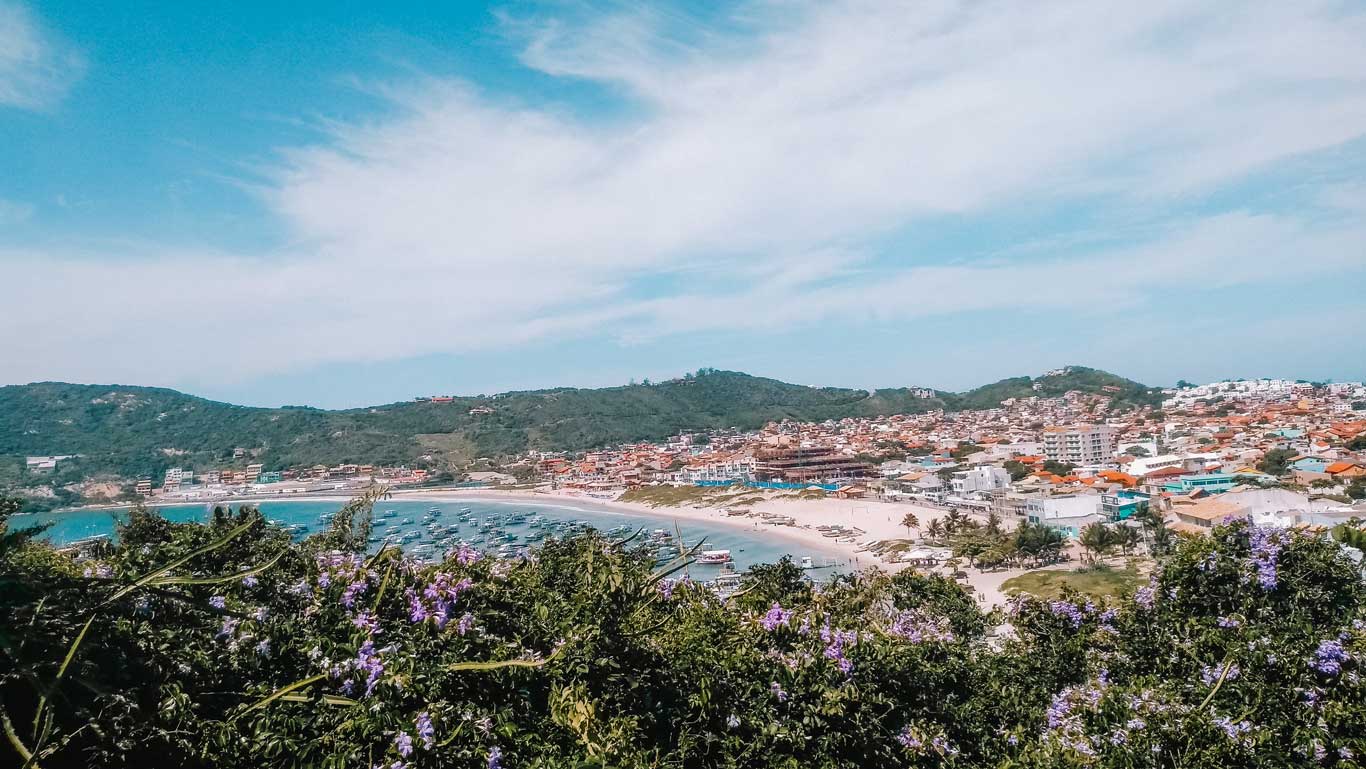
xmin=1290 ymin=457 xmax=1328 ymax=473
xmin=1162 ymin=473 xmax=1239 ymax=494
xmin=1101 ymin=489 xmax=1151 ymax=521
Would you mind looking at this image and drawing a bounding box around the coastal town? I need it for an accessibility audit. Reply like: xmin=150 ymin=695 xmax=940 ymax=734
xmin=25 ymin=374 xmax=1365 ymax=593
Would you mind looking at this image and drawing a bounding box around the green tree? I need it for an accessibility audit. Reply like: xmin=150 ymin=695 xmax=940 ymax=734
xmin=1003 ymin=460 xmax=1031 ymax=481
xmin=1257 ymin=448 xmax=1297 ymax=476
xmin=1347 ymin=479 xmax=1366 ymax=501
xmin=900 ymin=512 xmax=919 ymax=537
xmin=1041 ymin=460 xmax=1075 ymax=476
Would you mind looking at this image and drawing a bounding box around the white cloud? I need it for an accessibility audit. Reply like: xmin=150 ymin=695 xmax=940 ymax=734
xmin=0 ymin=2 xmax=84 ymax=110
xmin=0 ymin=197 xmax=34 ymax=223
xmin=3 ymin=0 xmax=1366 ymax=387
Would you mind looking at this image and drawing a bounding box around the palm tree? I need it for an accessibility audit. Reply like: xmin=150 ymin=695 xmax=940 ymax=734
xmin=985 ymin=510 xmax=1003 ymax=536
xmin=943 ymin=509 xmax=968 ymax=535
xmin=1119 ymin=525 xmax=1142 ymax=555
xmin=1079 ymin=522 xmax=1116 ymax=564
xmin=925 ymin=519 xmax=946 ymax=543
xmin=900 ymin=512 xmax=920 ymax=538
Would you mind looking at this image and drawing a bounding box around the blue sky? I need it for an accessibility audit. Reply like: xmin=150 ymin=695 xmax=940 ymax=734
xmin=3 ymin=0 xmax=1365 ymax=408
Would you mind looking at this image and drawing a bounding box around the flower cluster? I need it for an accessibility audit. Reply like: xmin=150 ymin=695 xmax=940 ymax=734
xmin=405 ymin=572 xmax=475 ymax=629
xmin=888 ymin=609 xmax=956 ymax=644
xmin=1200 ymin=663 xmax=1240 ymax=685
xmin=1047 ymin=599 xmax=1087 ymax=629
xmin=1042 ymin=677 xmax=1110 ymax=757
xmin=330 ymin=639 xmax=387 ymax=697
xmin=1310 ymin=639 xmax=1348 ymax=676
xmin=896 ymin=726 xmax=959 ymax=757
xmin=1247 ymin=526 xmax=1284 ymax=591
xmin=819 ymin=619 xmax=858 ymax=675
xmin=759 ymin=602 xmax=793 ymax=631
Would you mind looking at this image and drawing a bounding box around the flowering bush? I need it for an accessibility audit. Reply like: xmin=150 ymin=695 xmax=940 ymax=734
xmin=0 ymin=498 xmax=1363 ymax=768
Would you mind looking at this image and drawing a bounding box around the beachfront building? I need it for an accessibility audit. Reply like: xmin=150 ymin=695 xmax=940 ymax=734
xmin=1161 ymin=473 xmax=1239 ymax=495
xmin=163 ymin=467 xmax=185 ymax=492
xmin=1100 ymin=489 xmax=1150 ymax=521
xmin=1025 ymin=494 xmax=1103 ymax=538
xmin=1043 ymin=424 xmax=1117 ymax=466
xmin=753 ymin=447 xmax=875 ymax=484
xmin=950 ymin=465 xmax=1010 ymax=496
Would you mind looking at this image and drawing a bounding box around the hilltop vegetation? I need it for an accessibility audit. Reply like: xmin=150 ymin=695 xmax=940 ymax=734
xmin=0 ymin=497 xmax=1362 ymax=767
xmin=0 ymin=367 xmax=1157 ymax=486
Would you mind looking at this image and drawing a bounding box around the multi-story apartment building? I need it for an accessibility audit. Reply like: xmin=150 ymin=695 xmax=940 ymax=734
xmin=1042 ymin=424 xmax=1116 ymax=466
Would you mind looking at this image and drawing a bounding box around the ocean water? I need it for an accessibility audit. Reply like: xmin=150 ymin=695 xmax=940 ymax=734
xmin=11 ymin=498 xmax=850 ymax=576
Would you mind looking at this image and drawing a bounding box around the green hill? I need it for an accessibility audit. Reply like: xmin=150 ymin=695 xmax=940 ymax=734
xmin=0 ymin=366 xmax=1155 ymax=484
xmin=947 ymin=365 xmax=1161 ymax=411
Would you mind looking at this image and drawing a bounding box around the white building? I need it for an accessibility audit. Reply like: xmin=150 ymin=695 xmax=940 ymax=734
xmin=163 ymin=467 xmax=184 ymax=491
xmin=1042 ymin=424 xmax=1117 ymax=466
xmin=1025 ymin=494 xmax=1103 ymax=538
xmin=951 ymin=466 xmax=1011 ymax=495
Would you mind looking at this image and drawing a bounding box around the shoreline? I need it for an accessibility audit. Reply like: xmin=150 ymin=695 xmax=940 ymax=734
xmin=26 ymin=487 xmax=898 ymax=571
xmin=23 ymin=487 xmax=1069 ymax=608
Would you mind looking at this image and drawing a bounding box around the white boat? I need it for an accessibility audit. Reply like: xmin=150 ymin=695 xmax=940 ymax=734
xmin=698 ymin=549 xmax=732 ymax=564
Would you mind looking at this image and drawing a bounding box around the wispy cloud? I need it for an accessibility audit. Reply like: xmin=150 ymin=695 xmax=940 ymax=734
xmin=0 ymin=1 xmax=84 ymax=110
xmin=2 ymin=0 xmax=1365 ymax=388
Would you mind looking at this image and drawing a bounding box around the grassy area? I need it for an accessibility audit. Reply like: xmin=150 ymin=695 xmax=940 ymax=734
xmin=618 ymin=484 xmax=752 ymax=508
xmin=1000 ymin=564 xmax=1146 ymax=601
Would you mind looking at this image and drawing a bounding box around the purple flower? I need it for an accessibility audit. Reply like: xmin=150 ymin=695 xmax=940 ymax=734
xmin=251 ymin=607 xmax=270 ymax=622
xmin=726 ymin=714 xmax=740 ymax=729
xmin=216 ymin=617 xmax=240 ymax=641
xmin=394 ymin=732 xmax=413 ymax=758
xmin=415 ymin=711 xmax=434 ymax=749
xmin=1217 ymin=616 xmax=1241 ymax=628
xmin=255 ymin=639 xmax=271 ymax=657
xmin=1201 ymin=663 xmax=1239 ymax=685
xmin=889 ymin=609 xmax=955 ymax=643
xmin=897 ymin=728 xmax=923 ymax=750
xmin=658 ymin=579 xmax=675 ymax=600
xmin=209 ymin=596 xmax=227 ymax=610
xmin=353 ymin=640 xmax=385 ymax=697
xmin=1046 ymin=691 xmax=1075 ymax=730
xmin=486 ymin=746 xmax=503 ymax=769
xmin=1248 ymin=526 xmax=1283 ymax=590
xmin=1134 ymin=585 xmax=1156 ymax=610
xmin=929 ymin=735 xmax=959 ymax=756
xmin=457 ymin=613 xmax=475 ymax=636
xmin=1047 ymin=600 xmax=1084 ymax=628
xmin=1311 ymin=639 xmax=1348 ymax=676
xmin=341 ymin=580 xmax=368 ymax=609
xmin=760 ymin=603 xmax=793 ymax=631
xmin=242 ymin=575 xmax=259 ymax=588
xmin=821 ymin=624 xmax=858 ymax=675
xmin=352 ymin=611 xmax=380 ymax=634
xmin=769 ymin=681 xmax=788 ymax=702
xmin=1212 ymin=716 xmax=1251 ymax=740
xmin=456 ymin=544 xmax=483 ymax=566
xmin=406 ymin=588 xmax=429 ymax=623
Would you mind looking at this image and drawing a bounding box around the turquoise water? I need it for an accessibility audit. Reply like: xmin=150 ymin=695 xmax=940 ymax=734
xmin=12 ymin=498 xmax=849 ymax=576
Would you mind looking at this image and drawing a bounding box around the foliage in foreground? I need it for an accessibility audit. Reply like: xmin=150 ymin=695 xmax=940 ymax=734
xmin=1 ymin=494 xmax=1363 ymax=768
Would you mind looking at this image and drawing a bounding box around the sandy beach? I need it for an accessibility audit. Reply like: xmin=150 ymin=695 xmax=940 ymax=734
xmin=386 ymin=487 xmax=949 ymax=573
